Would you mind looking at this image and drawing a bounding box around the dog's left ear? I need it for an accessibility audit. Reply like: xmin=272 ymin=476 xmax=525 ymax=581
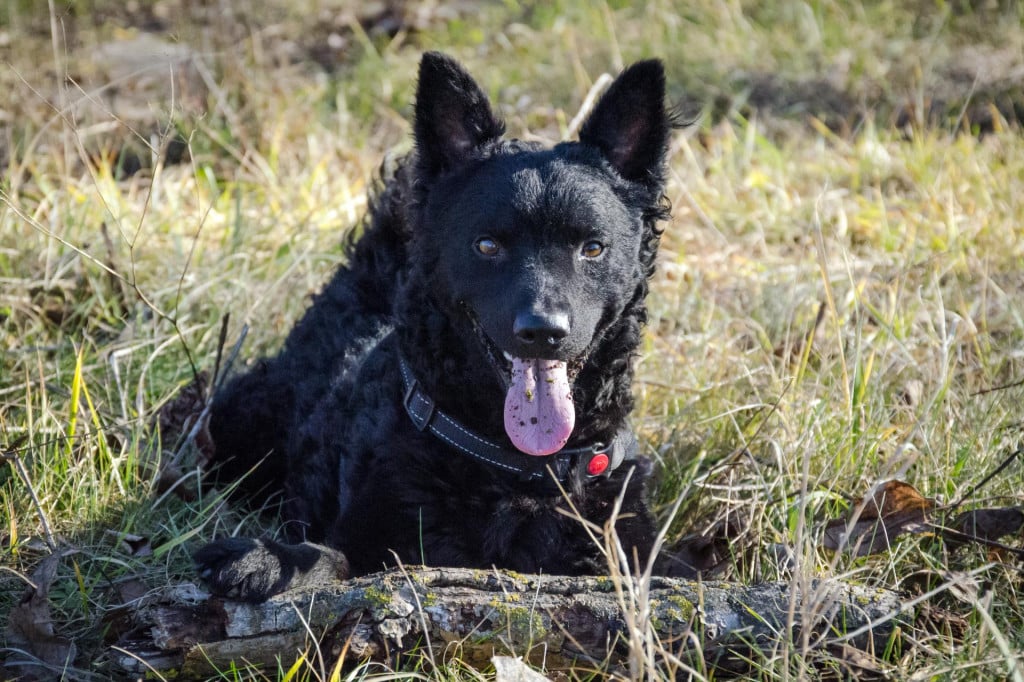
xmin=579 ymin=60 xmax=670 ymax=188
xmin=414 ymin=52 xmax=506 ymax=181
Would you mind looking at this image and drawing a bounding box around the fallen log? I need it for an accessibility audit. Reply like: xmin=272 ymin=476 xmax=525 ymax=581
xmin=109 ymin=568 xmax=902 ymax=677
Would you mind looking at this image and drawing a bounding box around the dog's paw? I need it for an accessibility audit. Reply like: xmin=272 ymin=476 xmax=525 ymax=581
xmin=193 ymin=537 xmax=287 ymax=602
xmin=194 ymin=537 xmax=350 ymax=602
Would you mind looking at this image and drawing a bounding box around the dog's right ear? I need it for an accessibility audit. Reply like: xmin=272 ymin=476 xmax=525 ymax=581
xmin=414 ymin=52 xmax=505 ymax=182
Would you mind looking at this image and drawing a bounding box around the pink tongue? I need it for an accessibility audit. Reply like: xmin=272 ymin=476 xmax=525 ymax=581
xmin=503 ymin=357 xmax=575 ymax=456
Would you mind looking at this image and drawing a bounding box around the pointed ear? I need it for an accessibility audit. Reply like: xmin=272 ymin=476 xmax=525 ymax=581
xmin=414 ymin=52 xmax=505 ymax=181
xmin=579 ymin=60 xmax=670 ymax=186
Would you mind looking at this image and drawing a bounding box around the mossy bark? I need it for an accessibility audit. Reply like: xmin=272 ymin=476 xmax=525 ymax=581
xmin=110 ymin=568 xmax=901 ymax=677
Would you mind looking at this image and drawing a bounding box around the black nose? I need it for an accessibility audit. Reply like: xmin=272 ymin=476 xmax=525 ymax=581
xmin=514 ymin=311 xmax=570 ymax=348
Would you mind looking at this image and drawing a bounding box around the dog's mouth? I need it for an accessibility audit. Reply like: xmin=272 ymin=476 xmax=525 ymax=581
xmin=463 ymin=307 xmax=582 ymax=457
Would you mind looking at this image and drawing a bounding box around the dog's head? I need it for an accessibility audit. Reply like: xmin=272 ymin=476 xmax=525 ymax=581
xmin=408 ymin=52 xmax=672 ymax=456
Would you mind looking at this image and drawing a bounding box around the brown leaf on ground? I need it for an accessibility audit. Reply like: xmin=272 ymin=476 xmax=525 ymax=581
xmin=661 ymin=512 xmax=747 ymax=578
xmin=823 ymin=480 xmax=935 ymax=556
xmin=104 ymin=529 xmax=153 ymax=557
xmin=156 ymin=371 xmax=211 ymax=454
xmin=943 ymin=507 xmax=1024 ymax=549
xmin=2 ymin=551 xmax=78 ymax=679
xmin=116 ymin=577 xmax=151 ymax=605
xmin=811 ymin=642 xmax=894 ymax=681
xmin=916 ymin=601 xmax=970 ymax=639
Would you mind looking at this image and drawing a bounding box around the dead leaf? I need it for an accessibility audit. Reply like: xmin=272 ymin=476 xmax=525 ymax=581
xmin=116 ymin=577 xmax=150 ymax=605
xmin=943 ymin=507 xmax=1024 ymax=548
xmin=147 ymin=371 xmax=212 ymax=500
xmin=2 ymin=551 xmax=78 ymax=678
xmin=662 ymin=512 xmax=747 ymax=578
xmin=823 ymin=480 xmax=935 ymax=556
xmin=916 ymin=601 xmax=970 ymax=639
xmin=812 ymin=642 xmax=894 ymax=681
xmin=104 ymin=529 xmax=153 ymax=557
xmin=156 ymin=371 xmax=211 ymax=454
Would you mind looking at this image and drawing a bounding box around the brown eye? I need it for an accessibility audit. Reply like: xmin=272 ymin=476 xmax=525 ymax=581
xmin=474 ymin=237 xmax=500 ymax=257
xmin=581 ymin=241 xmax=605 ymax=259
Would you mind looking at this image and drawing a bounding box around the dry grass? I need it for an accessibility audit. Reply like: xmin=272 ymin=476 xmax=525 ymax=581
xmin=2 ymin=0 xmax=1024 ymax=679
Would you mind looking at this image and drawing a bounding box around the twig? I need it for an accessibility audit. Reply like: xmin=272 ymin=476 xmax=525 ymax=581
xmin=2 ymin=435 xmax=57 ymax=551
xmin=972 ymin=377 xmax=1024 ymax=397
xmin=566 ymin=73 xmax=614 ymax=139
xmin=949 ymin=446 xmax=1023 ymax=512
xmin=210 ymin=313 xmax=230 ymax=394
xmin=166 ymin=325 xmax=248 ymax=470
xmin=107 ymin=647 xmax=169 ymax=682
xmin=931 ymin=524 xmax=1024 ymax=560
xmin=213 ymin=320 xmax=248 ymax=394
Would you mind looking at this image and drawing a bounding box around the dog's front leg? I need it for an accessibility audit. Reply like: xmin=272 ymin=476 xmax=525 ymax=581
xmin=193 ymin=537 xmax=350 ymax=602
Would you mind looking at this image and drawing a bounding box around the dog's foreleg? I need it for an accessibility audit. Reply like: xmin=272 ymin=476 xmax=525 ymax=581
xmin=193 ymin=537 xmax=350 ymax=602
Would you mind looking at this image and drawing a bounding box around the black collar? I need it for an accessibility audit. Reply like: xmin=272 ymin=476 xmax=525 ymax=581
xmin=397 ymin=356 xmax=631 ymax=489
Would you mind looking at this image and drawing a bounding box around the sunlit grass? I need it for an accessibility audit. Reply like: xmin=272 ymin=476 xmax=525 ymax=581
xmin=2 ymin=0 xmax=1024 ymax=679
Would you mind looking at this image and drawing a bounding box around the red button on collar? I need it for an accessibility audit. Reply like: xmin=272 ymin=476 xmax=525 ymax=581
xmin=587 ymin=453 xmax=609 ymax=476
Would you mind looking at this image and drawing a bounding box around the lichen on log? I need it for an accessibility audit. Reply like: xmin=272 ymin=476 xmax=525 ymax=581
xmin=110 ymin=568 xmax=902 ymax=677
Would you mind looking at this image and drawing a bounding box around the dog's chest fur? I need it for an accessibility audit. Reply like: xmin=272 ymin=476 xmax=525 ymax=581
xmin=285 ymin=331 xmax=654 ymax=576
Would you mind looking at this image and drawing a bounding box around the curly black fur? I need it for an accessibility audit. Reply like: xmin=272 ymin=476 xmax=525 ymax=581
xmin=197 ymin=53 xmax=679 ymax=601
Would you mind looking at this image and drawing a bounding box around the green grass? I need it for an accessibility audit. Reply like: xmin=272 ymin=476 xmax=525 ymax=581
xmin=3 ymin=0 xmax=1024 ymax=679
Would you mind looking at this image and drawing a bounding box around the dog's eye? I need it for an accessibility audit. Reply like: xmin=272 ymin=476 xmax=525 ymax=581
xmin=580 ymin=241 xmax=605 ymax=259
xmin=474 ymin=237 xmax=501 ymax=257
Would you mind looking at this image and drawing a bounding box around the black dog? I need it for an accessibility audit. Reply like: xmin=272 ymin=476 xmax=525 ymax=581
xmin=195 ymin=52 xmax=676 ymax=602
